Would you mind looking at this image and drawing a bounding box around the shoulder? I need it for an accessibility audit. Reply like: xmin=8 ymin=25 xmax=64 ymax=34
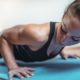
xmin=22 ymin=23 xmax=50 ymax=42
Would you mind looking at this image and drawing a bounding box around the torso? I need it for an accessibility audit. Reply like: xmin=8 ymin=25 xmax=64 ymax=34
xmin=2 ymin=22 xmax=63 ymax=62
xmin=2 ymin=22 xmax=62 ymax=55
xmin=20 ymin=23 xmax=50 ymax=51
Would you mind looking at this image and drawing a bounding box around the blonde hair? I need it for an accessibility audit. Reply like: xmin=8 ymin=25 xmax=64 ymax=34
xmin=62 ymin=0 xmax=80 ymax=21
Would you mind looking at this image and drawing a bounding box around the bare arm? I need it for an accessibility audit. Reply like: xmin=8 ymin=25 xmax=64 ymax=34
xmin=0 ymin=25 xmax=34 ymax=79
xmin=0 ymin=37 xmax=18 ymax=70
xmin=0 ymin=23 xmax=49 ymax=79
xmin=60 ymin=43 xmax=80 ymax=59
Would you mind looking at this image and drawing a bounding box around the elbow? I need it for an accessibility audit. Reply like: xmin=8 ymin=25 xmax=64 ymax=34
xmin=0 ymin=31 xmax=8 ymax=41
xmin=0 ymin=33 xmax=8 ymax=47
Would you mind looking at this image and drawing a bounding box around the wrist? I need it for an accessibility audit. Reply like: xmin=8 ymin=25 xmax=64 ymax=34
xmin=8 ymin=64 xmax=19 ymax=71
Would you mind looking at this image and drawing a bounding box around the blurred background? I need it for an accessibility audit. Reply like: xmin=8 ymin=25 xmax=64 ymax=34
xmin=0 ymin=0 xmax=74 ymax=31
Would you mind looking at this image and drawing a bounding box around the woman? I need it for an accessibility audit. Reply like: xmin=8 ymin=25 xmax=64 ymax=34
xmin=0 ymin=0 xmax=80 ymax=79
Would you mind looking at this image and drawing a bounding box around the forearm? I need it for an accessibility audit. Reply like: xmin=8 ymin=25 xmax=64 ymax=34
xmin=62 ymin=44 xmax=80 ymax=53
xmin=0 ymin=37 xmax=33 ymax=79
xmin=60 ymin=44 xmax=80 ymax=59
xmin=0 ymin=37 xmax=18 ymax=70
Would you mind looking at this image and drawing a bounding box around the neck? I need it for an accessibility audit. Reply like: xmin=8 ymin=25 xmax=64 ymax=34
xmin=55 ymin=22 xmax=62 ymax=43
xmin=47 ymin=22 xmax=62 ymax=56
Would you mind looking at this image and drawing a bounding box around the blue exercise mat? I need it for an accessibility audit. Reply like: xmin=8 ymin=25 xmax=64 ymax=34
xmin=0 ymin=57 xmax=80 ymax=80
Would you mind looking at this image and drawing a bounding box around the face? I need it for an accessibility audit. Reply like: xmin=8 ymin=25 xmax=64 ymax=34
xmin=47 ymin=18 xmax=80 ymax=56
xmin=60 ymin=18 xmax=80 ymax=46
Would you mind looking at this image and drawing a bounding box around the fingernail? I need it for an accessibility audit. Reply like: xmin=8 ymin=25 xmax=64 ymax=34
xmin=76 ymin=57 xmax=80 ymax=59
xmin=27 ymin=75 xmax=31 ymax=78
xmin=21 ymin=77 xmax=24 ymax=79
xmin=31 ymin=73 xmax=34 ymax=76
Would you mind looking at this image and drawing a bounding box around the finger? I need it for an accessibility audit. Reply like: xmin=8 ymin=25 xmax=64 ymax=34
xmin=60 ymin=52 xmax=68 ymax=60
xmin=68 ymin=55 xmax=77 ymax=58
xmin=26 ymin=70 xmax=34 ymax=76
xmin=9 ymin=78 xmax=13 ymax=80
xmin=75 ymin=53 xmax=80 ymax=58
xmin=20 ymin=72 xmax=31 ymax=78
xmin=8 ymin=72 xmax=13 ymax=80
xmin=24 ymin=67 xmax=33 ymax=70
xmin=23 ymin=67 xmax=34 ymax=73
xmin=16 ymin=73 xmax=24 ymax=79
xmin=9 ymin=75 xmax=13 ymax=80
xmin=26 ymin=67 xmax=34 ymax=72
xmin=70 ymin=54 xmax=79 ymax=58
xmin=9 ymin=77 xmax=13 ymax=80
xmin=68 ymin=53 xmax=80 ymax=59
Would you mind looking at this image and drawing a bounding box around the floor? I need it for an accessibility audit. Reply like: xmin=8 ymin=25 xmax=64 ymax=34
xmin=0 ymin=56 xmax=80 ymax=80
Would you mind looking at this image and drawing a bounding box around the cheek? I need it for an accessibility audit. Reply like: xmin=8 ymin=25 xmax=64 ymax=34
xmin=71 ymin=30 xmax=80 ymax=36
xmin=56 ymin=28 xmax=66 ymax=43
xmin=61 ymin=37 xmax=79 ymax=46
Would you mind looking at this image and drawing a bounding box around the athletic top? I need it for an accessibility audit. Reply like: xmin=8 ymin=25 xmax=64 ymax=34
xmin=13 ymin=22 xmax=60 ymax=62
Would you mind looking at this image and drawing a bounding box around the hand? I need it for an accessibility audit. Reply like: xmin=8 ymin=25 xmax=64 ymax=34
xmin=60 ymin=46 xmax=80 ymax=59
xmin=8 ymin=67 xmax=34 ymax=80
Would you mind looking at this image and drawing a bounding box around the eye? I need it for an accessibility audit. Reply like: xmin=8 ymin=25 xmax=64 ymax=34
xmin=71 ymin=36 xmax=80 ymax=41
xmin=60 ymin=26 xmax=67 ymax=34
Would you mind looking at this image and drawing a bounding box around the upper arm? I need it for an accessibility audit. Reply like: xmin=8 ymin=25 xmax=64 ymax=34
xmin=1 ymin=25 xmax=23 ymax=44
xmin=1 ymin=23 xmax=49 ymax=44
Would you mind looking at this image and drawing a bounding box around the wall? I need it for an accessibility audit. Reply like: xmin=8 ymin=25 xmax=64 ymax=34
xmin=0 ymin=0 xmax=74 ymax=31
